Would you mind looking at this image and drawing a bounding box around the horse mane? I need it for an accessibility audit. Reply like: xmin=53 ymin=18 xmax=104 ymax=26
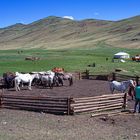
xmin=121 ymin=79 xmax=132 ymax=83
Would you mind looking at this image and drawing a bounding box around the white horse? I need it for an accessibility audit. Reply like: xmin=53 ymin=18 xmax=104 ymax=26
xmin=40 ymin=70 xmax=55 ymax=88
xmin=14 ymin=72 xmax=40 ymax=91
xmin=109 ymin=79 xmax=136 ymax=94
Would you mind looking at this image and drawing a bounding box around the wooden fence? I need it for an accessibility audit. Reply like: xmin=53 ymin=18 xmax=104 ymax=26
xmin=112 ymin=73 xmax=139 ymax=85
xmin=0 ymin=71 xmax=135 ymax=115
xmin=0 ymin=93 xmax=70 ymax=115
xmin=70 ymin=93 xmax=127 ymax=114
xmin=81 ymin=70 xmax=110 ymax=81
xmin=81 ymin=70 xmax=140 ymax=85
xmin=0 ymin=93 xmax=127 ymax=115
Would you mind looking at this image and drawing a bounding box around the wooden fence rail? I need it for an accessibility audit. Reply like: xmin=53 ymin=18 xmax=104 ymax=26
xmin=81 ymin=70 xmax=140 ymax=85
xmin=112 ymin=73 xmax=139 ymax=85
xmin=0 ymin=93 xmax=127 ymax=115
xmin=70 ymin=93 xmax=127 ymax=114
xmin=0 ymin=94 xmax=70 ymax=115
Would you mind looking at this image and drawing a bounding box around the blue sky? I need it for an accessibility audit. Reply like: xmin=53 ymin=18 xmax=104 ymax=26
xmin=0 ymin=0 xmax=140 ymax=28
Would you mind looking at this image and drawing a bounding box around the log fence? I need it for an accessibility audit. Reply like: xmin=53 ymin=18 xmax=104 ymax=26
xmin=0 ymin=92 xmax=127 ymax=115
xmin=0 ymin=93 xmax=70 ymax=115
xmin=112 ymin=72 xmax=139 ymax=85
xmin=70 ymin=93 xmax=127 ymax=114
xmin=1 ymin=70 xmax=133 ymax=115
xmin=81 ymin=70 xmax=140 ymax=85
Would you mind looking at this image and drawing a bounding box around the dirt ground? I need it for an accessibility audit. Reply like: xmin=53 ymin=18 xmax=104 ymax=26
xmin=0 ymin=79 xmax=140 ymax=140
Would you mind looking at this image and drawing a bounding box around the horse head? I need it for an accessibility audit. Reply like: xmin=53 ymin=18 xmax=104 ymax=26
xmin=15 ymin=72 xmax=20 ymax=76
xmin=129 ymin=80 xmax=136 ymax=88
xmin=31 ymin=73 xmax=40 ymax=80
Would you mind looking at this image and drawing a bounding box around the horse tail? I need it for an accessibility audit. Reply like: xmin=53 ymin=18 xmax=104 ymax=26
xmin=109 ymin=82 xmax=114 ymax=94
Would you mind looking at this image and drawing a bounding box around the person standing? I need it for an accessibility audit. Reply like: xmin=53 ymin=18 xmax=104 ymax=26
xmin=134 ymin=86 xmax=140 ymax=113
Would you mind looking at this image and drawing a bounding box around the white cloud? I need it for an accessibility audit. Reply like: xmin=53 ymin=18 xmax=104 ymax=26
xmin=94 ymin=12 xmax=99 ymax=16
xmin=63 ymin=16 xmax=74 ymax=20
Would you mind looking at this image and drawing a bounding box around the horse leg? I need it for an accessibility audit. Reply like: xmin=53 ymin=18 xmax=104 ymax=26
xmin=17 ymin=84 xmax=20 ymax=91
xmin=69 ymin=77 xmax=73 ymax=86
xmin=110 ymin=84 xmax=114 ymax=94
xmin=53 ymin=77 xmax=58 ymax=87
xmin=60 ymin=79 xmax=63 ymax=86
xmin=28 ymin=81 xmax=32 ymax=90
xmin=15 ymin=83 xmax=20 ymax=91
xmin=110 ymin=83 xmax=115 ymax=94
xmin=70 ymin=77 xmax=73 ymax=86
xmin=58 ymin=76 xmax=63 ymax=86
xmin=50 ymin=81 xmax=53 ymax=89
xmin=111 ymin=89 xmax=114 ymax=94
xmin=14 ymin=79 xmax=18 ymax=91
xmin=50 ymin=84 xmax=53 ymax=89
xmin=21 ymin=82 xmax=24 ymax=87
xmin=17 ymin=80 xmax=21 ymax=91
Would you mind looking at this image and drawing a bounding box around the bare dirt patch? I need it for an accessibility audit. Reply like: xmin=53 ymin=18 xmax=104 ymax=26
xmin=3 ymin=79 xmax=111 ymax=97
xmin=0 ymin=79 xmax=140 ymax=140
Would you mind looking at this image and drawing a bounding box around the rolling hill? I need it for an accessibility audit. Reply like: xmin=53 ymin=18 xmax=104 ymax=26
xmin=0 ymin=15 xmax=140 ymax=50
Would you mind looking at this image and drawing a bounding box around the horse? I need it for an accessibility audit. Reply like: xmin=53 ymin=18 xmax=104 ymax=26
xmin=109 ymin=79 xmax=136 ymax=94
xmin=40 ymin=70 xmax=55 ymax=88
xmin=3 ymin=72 xmax=16 ymax=89
xmin=41 ymin=75 xmax=54 ymax=88
xmin=14 ymin=72 xmax=40 ymax=91
xmin=128 ymin=81 xmax=137 ymax=100
xmin=56 ymin=72 xmax=73 ymax=86
xmin=54 ymin=72 xmax=64 ymax=86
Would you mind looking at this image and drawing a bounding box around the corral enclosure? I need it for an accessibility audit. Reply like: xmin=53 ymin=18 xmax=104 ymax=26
xmin=0 ymin=70 xmax=138 ymax=115
xmin=0 ymin=78 xmax=128 ymax=115
xmin=0 ymin=78 xmax=139 ymax=140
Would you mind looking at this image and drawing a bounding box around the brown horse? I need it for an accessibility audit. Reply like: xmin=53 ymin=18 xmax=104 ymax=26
xmin=128 ymin=81 xmax=136 ymax=100
xmin=56 ymin=72 xmax=73 ymax=86
xmin=3 ymin=72 xmax=16 ymax=89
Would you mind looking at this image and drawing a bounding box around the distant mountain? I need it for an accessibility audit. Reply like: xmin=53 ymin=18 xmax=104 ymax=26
xmin=0 ymin=15 xmax=140 ymax=50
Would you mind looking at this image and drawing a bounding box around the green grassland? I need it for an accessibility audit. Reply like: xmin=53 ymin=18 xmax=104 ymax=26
xmin=0 ymin=45 xmax=140 ymax=76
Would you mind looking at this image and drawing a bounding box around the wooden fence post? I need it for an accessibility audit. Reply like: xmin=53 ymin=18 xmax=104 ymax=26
xmin=85 ymin=70 xmax=89 ymax=79
xmin=112 ymin=72 xmax=116 ymax=81
xmin=68 ymin=97 xmax=74 ymax=115
xmin=78 ymin=72 xmax=81 ymax=80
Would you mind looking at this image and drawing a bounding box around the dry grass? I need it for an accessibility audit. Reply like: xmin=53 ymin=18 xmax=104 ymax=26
xmin=0 ymin=16 xmax=140 ymax=50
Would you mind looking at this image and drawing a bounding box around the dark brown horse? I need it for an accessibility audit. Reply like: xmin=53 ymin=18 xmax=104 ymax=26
xmin=3 ymin=72 xmax=16 ymax=89
xmin=128 ymin=81 xmax=136 ymax=100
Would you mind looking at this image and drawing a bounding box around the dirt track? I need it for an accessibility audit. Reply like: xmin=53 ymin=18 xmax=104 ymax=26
xmin=0 ymin=79 xmax=140 ymax=140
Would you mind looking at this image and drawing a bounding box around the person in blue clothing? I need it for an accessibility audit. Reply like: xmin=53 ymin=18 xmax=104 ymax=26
xmin=133 ymin=86 xmax=140 ymax=113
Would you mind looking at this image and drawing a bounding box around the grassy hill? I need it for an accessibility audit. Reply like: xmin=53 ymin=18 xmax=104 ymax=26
xmin=0 ymin=16 xmax=140 ymax=50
